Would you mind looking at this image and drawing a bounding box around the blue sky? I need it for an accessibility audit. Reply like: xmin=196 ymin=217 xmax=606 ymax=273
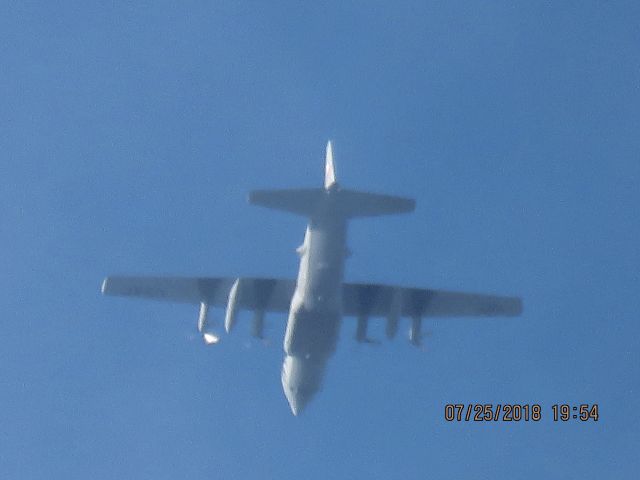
xmin=2 ymin=1 xmax=639 ymax=478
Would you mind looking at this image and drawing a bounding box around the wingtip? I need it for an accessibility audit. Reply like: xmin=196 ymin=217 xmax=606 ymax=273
xmin=515 ymin=298 xmax=524 ymax=316
xmin=505 ymin=297 xmax=524 ymax=316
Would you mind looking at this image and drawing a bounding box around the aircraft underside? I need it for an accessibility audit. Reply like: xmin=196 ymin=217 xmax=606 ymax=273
xmin=101 ymin=141 xmax=523 ymax=415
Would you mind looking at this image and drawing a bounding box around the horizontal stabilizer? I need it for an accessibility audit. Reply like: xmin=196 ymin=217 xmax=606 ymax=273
xmin=248 ymin=188 xmax=325 ymax=217
xmin=248 ymin=188 xmax=414 ymax=218
xmin=336 ymin=189 xmax=415 ymax=218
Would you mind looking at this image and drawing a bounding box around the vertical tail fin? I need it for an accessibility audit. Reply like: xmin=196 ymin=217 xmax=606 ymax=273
xmin=324 ymin=140 xmax=337 ymax=190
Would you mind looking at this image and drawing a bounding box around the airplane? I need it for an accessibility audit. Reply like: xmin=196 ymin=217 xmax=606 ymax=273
xmin=101 ymin=141 xmax=522 ymax=415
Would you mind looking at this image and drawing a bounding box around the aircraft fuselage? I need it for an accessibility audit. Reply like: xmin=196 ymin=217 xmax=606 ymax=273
xmin=281 ymin=190 xmax=347 ymax=415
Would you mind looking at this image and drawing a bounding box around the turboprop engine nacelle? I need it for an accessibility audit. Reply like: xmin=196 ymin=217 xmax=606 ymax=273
xmin=198 ymin=302 xmax=219 ymax=345
xmin=386 ymin=316 xmax=399 ymax=339
xmin=252 ymin=310 xmax=265 ymax=339
xmin=355 ymin=315 xmax=378 ymax=344
xmin=409 ymin=316 xmax=422 ymax=347
xmin=385 ymin=288 xmax=402 ymax=339
xmin=355 ymin=315 xmax=368 ymax=342
xmin=224 ymin=279 xmax=241 ymax=333
xmin=198 ymin=301 xmax=208 ymax=333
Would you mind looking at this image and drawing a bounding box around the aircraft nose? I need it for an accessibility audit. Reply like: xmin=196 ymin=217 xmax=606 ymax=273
xmin=286 ymin=389 xmax=311 ymax=416
xmin=282 ymin=356 xmax=318 ymax=415
xmin=281 ymin=354 xmax=323 ymax=416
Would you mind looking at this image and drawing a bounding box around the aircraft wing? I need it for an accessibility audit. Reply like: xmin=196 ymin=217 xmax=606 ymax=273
xmin=101 ymin=276 xmax=295 ymax=312
xmin=102 ymin=276 xmax=521 ymax=345
xmin=342 ymin=282 xmax=522 ymax=318
xmin=102 ymin=276 xmax=522 ymax=318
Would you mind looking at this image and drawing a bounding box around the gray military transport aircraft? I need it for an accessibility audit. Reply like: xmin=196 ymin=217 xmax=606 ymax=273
xmin=102 ymin=142 xmax=522 ymax=415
